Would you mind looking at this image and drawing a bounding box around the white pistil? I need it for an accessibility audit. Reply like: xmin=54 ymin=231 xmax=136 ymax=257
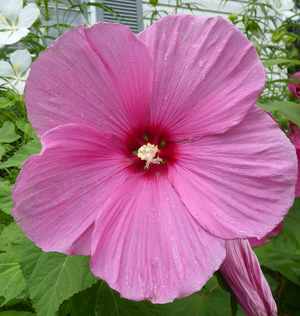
xmin=137 ymin=143 xmax=162 ymax=169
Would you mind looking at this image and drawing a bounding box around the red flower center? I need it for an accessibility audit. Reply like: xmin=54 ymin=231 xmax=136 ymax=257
xmin=124 ymin=125 xmax=178 ymax=178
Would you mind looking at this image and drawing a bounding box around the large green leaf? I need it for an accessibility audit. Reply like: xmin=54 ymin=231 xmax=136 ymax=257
xmin=71 ymin=280 xmax=173 ymax=316
xmin=272 ymin=198 xmax=300 ymax=255
xmin=0 ymin=222 xmax=26 ymax=259
xmin=257 ymin=101 xmax=300 ymax=126
xmin=0 ymin=222 xmax=27 ymax=306
xmin=1 ymin=139 xmax=41 ymax=169
xmin=0 ymin=122 xmax=20 ymax=143
xmin=70 ymin=276 xmax=237 ymax=316
xmin=15 ymin=121 xmax=37 ymax=139
xmin=18 ymin=239 xmax=99 ymax=316
xmin=168 ymin=276 xmax=232 ymax=316
xmin=0 ymin=183 xmax=13 ymax=214
xmin=254 ymin=242 xmax=300 ymax=286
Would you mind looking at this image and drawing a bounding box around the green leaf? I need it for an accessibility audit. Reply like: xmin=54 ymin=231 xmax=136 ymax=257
xmin=15 ymin=121 xmax=37 ymax=139
xmin=0 ymin=183 xmax=13 ymax=214
xmin=257 ymin=101 xmax=300 ymax=126
xmin=214 ymin=271 xmax=238 ymax=316
xmin=168 ymin=276 xmax=231 ymax=316
xmin=18 ymin=239 xmax=99 ymax=316
xmin=0 ymin=145 xmax=4 ymax=159
xmin=271 ymin=198 xmax=300 ymax=255
xmin=264 ymin=274 xmax=278 ymax=293
xmin=254 ymin=242 xmax=300 ymax=286
xmin=0 ymin=98 xmax=14 ymax=109
xmin=0 ymin=223 xmax=27 ymax=306
xmin=0 ymin=222 xmax=26 ymax=259
xmin=1 ymin=139 xmax=42 ymax=169
xmin=0 ymin=122 xmax=20 ymax=143
xmin=262 ymin=59 xmax=300 ymax=67
xmin=79 ymin=2 xmax=89 ymax=23
xmin=278 ymin=281 xmax=300 ymax=316
xmin=0 ymin=312 xmax=35 ymax=316
xmin=71 ymin=280 xmax=173 ymax=316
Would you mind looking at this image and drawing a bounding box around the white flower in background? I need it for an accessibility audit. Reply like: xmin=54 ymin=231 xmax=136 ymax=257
xmin=0 ymin=0 xmax=40 ymax=48
xmin=272 ymin=0 xmax=298 ymax=20
xmin=0 ymin=49 xmax=32 ymax=95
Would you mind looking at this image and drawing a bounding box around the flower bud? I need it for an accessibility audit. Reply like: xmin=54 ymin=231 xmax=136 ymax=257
xmin=220 ymin=239 xmax=277 ymax=316
xmin=283 ymin=35 xmax=296 ymax=45
xmin=271 ymin=30 xmax=287 ymax=43
xmin=228 ymin=13 xmax=238 ymax=23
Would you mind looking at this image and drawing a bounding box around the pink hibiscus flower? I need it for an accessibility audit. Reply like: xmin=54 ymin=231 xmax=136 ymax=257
xmin=288 ymin=122 xmax=300 ymax=197
xmin=288 ymin=72 xmax=300 ymax=98
xmin=220 ymin=239 xmax=277 ymax=316
xmin=12 ymin=15 xmax=297 ymax=303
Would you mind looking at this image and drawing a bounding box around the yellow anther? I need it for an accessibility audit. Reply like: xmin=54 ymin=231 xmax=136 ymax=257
xmin=13 ymin=64 xmax=20 ymax=72
xmin=137 ymin=143 xmax=162 ymax=169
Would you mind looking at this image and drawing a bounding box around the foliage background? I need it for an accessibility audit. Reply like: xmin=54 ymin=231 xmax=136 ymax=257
xmin=0 ymin=0 xmax=300 ymax=315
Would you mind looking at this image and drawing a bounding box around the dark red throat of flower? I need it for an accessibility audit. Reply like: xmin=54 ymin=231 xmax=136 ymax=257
xmin=124 ymin=126 xmax=178 ymax=178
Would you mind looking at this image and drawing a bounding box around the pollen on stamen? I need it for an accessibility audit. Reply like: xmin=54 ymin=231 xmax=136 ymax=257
xmin=13 ymin=64 xmax=20 ymax=72
xmin=137 ymin=143 xmax=162 ymax=169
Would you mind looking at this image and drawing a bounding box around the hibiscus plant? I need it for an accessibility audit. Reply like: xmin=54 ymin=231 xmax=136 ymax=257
xmin=0 ymin=1 xmax=300 ymax=316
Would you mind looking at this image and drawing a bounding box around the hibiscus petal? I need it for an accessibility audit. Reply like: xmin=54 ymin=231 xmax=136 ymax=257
xmin=287 ymin=72 xmax=300 ymax=98
xmin=10 ymin=49 xmax=31 ymax=77
xmin=0 ymin=0 xmax=22 ymax=25
xmin=90 ymin=173 xmax=225 ymax=303
xmin=24 ymin=23 xmax=153 ymax=139
xmin=12 ymin=124 xmax=131 ymax=255
xmin=220 ymin=239 xmax=277 ymax=316
xmin=248 ymin=221 xmax=283 ymax=248
xmin=138 ymin=15 xmax=265 ymax=141
xmin=168 ymin=106 xmax=297 ymax=240
xmin=17 ymin=3 xmax=40 ymax=29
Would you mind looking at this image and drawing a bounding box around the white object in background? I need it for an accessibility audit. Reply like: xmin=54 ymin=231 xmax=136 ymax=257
xmin=0 ymin=0 xmax=40 ymax=48
xmin=272 ymin=0 xmax=298 ymax=20
xmin=0 ymin=49 xmax=32 ymax=95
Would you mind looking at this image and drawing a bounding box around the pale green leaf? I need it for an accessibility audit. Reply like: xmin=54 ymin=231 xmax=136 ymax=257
xmin=16 ymin=121 xmax=37 ymax=139
xmin=0 ymin=183 xmax=13 ymax=214
xmin=19 ymin=239 xmax=99 ymax=316
xmin=1 ymin=139 xmax=41 ymax=169
xmin=0 ymin=122 xmax=20 ymax=143
xmin=257 ymin=101 xmax=300 ymax=126
xmin=0 ymin=98 xmax=14 ymax=109
xmin=0 ymin=222 xmax=26 ymax=259
xmin=0 ymin=223 xmax=27 ymax=306
xmin=262 ymin=59 xmax=300 ymax=67
xmin=0 ymin=145 xmax=4 ymax=159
